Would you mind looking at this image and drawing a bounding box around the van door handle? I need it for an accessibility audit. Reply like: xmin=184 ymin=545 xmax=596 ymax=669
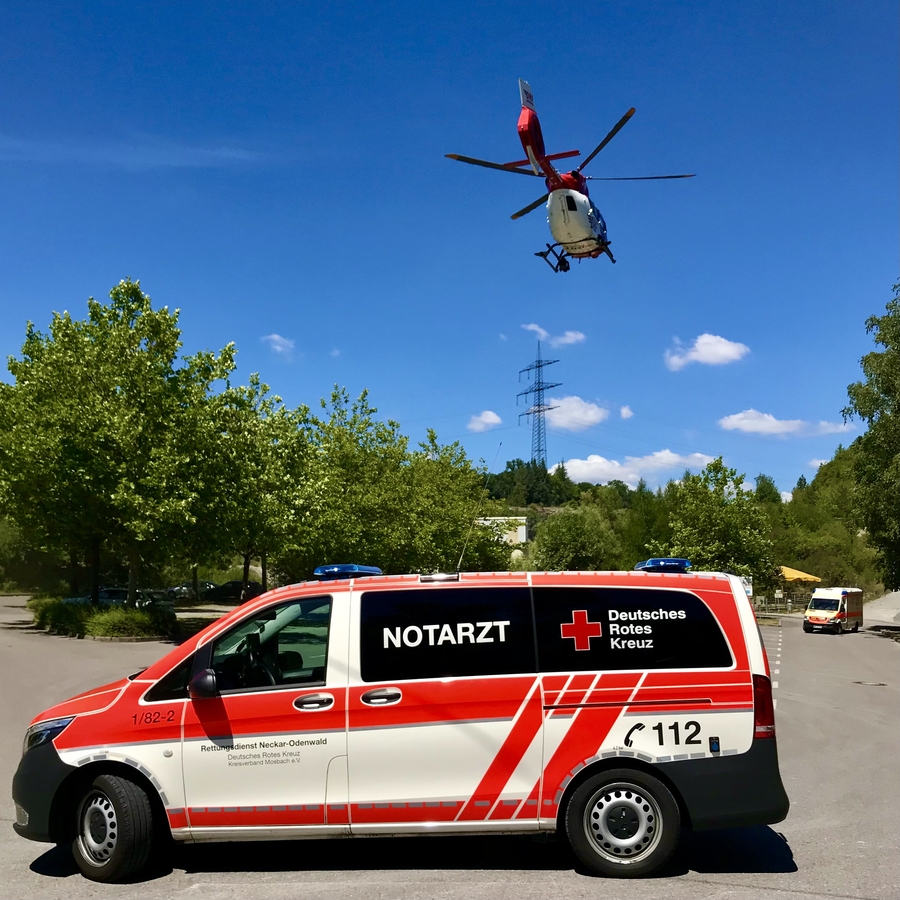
xmin=293 ymin=693 xmax=334 ymax=711
xmin=360 ymin=688 xmax=402 ymax=706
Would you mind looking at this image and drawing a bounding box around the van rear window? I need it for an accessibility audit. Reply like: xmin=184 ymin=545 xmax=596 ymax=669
xmin=533 ymin=587 xmax=733 ymax=672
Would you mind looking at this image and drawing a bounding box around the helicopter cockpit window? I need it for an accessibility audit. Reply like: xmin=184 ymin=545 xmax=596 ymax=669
xmin=565 ymin=195 xmax=578 ymax=212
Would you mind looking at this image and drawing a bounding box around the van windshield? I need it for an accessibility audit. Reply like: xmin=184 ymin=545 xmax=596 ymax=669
xmin=809 ymin=598 xmax=839 ymax=611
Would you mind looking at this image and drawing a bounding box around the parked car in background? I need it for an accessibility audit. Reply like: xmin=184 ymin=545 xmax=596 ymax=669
xmin=166 ymin=581 xmax=218 ymax=601
xmin=199 ymin=580 xmax=263 ymax=603
xmin=62 ymin=588 xmax=129 ymax=607
xmin=136 ymin=590 xmax=175 ymax=610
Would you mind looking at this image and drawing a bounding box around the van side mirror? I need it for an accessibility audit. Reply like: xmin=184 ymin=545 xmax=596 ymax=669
xmin=188 ymin=668 xmax=218 ymax=699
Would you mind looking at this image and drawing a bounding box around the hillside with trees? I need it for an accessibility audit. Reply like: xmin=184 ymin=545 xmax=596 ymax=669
xmin=0 ymin=279 xmax=893 ymax=600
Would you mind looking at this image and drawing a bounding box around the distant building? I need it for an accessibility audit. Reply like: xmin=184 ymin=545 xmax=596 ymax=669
xmin=478 ymin=517 xmax=528 ymax=545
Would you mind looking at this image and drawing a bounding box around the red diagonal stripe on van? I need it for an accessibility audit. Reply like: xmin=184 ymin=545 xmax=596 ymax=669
xmin=457 ymin=681 xmax=543 ymax=821
xmin=349 ymin=676 xmax=531 ymax=730
xmin=540 ymin=673 xmax=642 ymax=811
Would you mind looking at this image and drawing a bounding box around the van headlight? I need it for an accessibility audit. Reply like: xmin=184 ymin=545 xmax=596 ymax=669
xmin=22 ymin=717 xmax=74 ymax=756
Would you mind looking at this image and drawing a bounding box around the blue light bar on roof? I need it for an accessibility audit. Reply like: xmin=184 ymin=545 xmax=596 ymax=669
xmin=313 ymin=563 xmax=384 ymax=581
xmin=634 ymin=557 xmax=691 ymax=574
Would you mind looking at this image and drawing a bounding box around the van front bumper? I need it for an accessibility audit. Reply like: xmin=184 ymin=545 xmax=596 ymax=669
xmin=11 ymin=740 xmax=78 ymax=843
xmin=662 ymin=738 xmax=789 ymax=831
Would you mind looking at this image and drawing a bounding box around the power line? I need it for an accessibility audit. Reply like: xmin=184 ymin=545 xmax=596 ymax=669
xmin=517 ymin=341 xmax=560 ymax=466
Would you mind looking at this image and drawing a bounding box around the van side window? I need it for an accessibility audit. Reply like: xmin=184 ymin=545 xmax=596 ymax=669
xmin=144 ymin=656 xmax=193 ymax=702
xmin=210 ymin=596 xmax=332 ymax=693
xmin=533 ymin=587 xmax=733 ymax=671
xmin=360 ymin=587 xmax=535 ymax=682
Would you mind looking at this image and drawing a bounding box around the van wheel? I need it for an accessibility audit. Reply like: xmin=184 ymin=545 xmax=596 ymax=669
xmin=835 ymin=622 xmax=843 ymax=635
xmin=564 ymin=768 xmax=680 ymax=877
xmin=72 ymin=774 xmax=154 ymax=882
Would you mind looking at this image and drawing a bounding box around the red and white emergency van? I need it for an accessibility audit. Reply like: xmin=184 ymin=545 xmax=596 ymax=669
xmin=802 ymin=587 xmax=863 ymax=634
xmin=13 ymin=564 xmax=789 ymax=882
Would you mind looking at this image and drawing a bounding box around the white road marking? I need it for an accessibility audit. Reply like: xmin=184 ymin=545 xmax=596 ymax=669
xmin=772 ymin=681 xmax=779 ymax=688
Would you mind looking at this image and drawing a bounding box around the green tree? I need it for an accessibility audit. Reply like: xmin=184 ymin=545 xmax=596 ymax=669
xmin=205 ymin=375 xmax=314 ymax=593
xmin=843 ymin=282 xmax=900 ymax=588
xmin=649 ymin=458 xmax=775 ymax=584
xmin=273 ymin=389 xmax=509 ymax=581
xmin=0 ymin=280 xmax=235 ymax=601
xmin=772 ymin=447 xmax=878 ymax=589
xmin=533 ymin=506 xmax=621 ymax=571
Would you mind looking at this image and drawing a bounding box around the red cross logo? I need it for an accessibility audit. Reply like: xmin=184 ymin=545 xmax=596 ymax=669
xmin=560 ymin=610 xmax=603 ymax=651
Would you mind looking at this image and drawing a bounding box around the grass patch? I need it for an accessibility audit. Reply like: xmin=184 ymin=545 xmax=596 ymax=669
xmin=31 ymin=598 xmax=174 ymax=639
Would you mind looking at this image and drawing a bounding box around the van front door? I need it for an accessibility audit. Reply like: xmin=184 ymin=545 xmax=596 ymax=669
xmin=346 ymin=584 xmax=542 ymax=833
xmin=181 ymin=594 xmax=349 ymax=834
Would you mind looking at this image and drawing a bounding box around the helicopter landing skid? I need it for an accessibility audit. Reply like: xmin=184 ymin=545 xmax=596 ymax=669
xmin=534 ymin=244 xmax=571 ymax=273
xmin=534 ymin=242 xmax=616 ymax=272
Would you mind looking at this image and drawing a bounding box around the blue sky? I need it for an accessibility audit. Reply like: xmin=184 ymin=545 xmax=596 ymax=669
xmin=0 ymin=1 xmax=896 ymax=496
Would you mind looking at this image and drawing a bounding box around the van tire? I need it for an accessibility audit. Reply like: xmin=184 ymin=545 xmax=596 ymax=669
xmin=72 ymin=773 xmax=154 ymax=882
xmin=564 ymin=768 xmax=680 ymax=877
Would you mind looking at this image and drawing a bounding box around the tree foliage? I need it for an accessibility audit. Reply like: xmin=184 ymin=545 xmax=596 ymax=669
xmin=533 ymin=506 xmax=620 ymax=571
xmin=648 ymin=458 xmax=776 ymax=584
xmin=0 ymin=280 xmax=234 ymax=600
xmin=274 ymin=389 xmax=509 ymax=580
xmin=0 ymin=282 xmax=510 ymax=597
xmin=843 ymin=282 xmax=900 ymax=588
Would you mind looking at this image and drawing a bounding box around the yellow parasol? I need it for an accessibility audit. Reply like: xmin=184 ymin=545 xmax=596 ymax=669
xmin=779 ymin=565 xmax=821 ymax=582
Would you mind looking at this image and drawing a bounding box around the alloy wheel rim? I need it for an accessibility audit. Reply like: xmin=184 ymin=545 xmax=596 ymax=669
xmin=77 ymin=790 xmax=118 ymax=865
xmin=584 ymin=782 xmax=663 ymax=863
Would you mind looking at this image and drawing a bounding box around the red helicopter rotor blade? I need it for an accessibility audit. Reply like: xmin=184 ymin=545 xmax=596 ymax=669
xmin=576 ymin=108 xmax=636 ymax=173
xmin=511 ymin=192 xmax=550 ymax=220
xmin=586 ymin=174 xmax=696 ymax=181
xmin=445 ymin=154 xmax=539 ymax=176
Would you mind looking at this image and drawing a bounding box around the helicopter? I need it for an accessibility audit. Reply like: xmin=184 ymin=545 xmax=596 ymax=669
xmin=446 ymin=79 xmax=695 ymax=272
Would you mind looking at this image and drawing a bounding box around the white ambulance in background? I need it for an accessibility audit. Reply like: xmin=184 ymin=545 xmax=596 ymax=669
xmin=803 ymin=587 xmax=863 ymax=634
xmin=13 ymin=560 xmax=789 ymax=883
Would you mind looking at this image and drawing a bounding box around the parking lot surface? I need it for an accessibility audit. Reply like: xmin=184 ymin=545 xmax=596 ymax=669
xmin=1 ymin=595 xmax=897 ymax=900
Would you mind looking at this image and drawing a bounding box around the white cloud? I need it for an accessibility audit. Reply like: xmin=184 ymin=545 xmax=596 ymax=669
xmin=330 ymin=348 xmax=340 ymax=358
xmin=499 ymin=333 xmax=508 ymax=341
xmin=718 ymin=409 xmax=853 ymax=437
xmin=467 ymin=410 xmax=502 ymax=433
xmin=813 ymin=421 xmax=854 ymax=436
xmin=545 ymin=396 xmax=609 ymax=431
xmin=808 ymin=458 xmax=828 ymax=468
xmin=620 ymin=405 xmax=634 ymax=419
xmin=522 ymin=323 xmax=549 ymax=341
xmin=550 ymin=330 xmax=586 ymax=348
xmin=665 ymin=334 xmax=750 ymax=371
xmin=521 ymin=323 xmax=586 ymax=348
xmin=555 ymin=449 xmax=714 ymax=488
xmin=0 ymin=133 xmax=267 ymax=170
xmin=261 ymin=333 xmax=295 ymax=355
xmin=780 ymin=491 xmax=793 ymax=503
xmin=719 ymin=409 xmax=803 ymax=435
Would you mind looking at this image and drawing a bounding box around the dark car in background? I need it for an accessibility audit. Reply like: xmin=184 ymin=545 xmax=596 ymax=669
xmin=166 ymin=580 xmax=218 ymax=601
xmin=62 ymin=588 xmax=173 ymax=608
xmin=199 ymin=580 xmax=263 ymax=603
xmin=62 ymin=588 xmax=129 ymax=607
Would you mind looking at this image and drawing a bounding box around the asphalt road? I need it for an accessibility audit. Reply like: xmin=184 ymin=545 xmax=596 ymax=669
xmin=1 ymin=595 xmax=897 ymax=900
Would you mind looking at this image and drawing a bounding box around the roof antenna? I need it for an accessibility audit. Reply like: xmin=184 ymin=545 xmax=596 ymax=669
xmin=456 ymin=442 xmax=503 ymax=574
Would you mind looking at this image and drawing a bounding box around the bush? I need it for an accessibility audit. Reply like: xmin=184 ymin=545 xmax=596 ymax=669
xmin=31 ymin=598 xmax=92 ymax=636
xmin=533 ymin=506 xmax=621 ymax=571
xmin=31 ymin=599 xmax=175 ymax=639
xmin=85 ymin=606 xmax=175 ymax=639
